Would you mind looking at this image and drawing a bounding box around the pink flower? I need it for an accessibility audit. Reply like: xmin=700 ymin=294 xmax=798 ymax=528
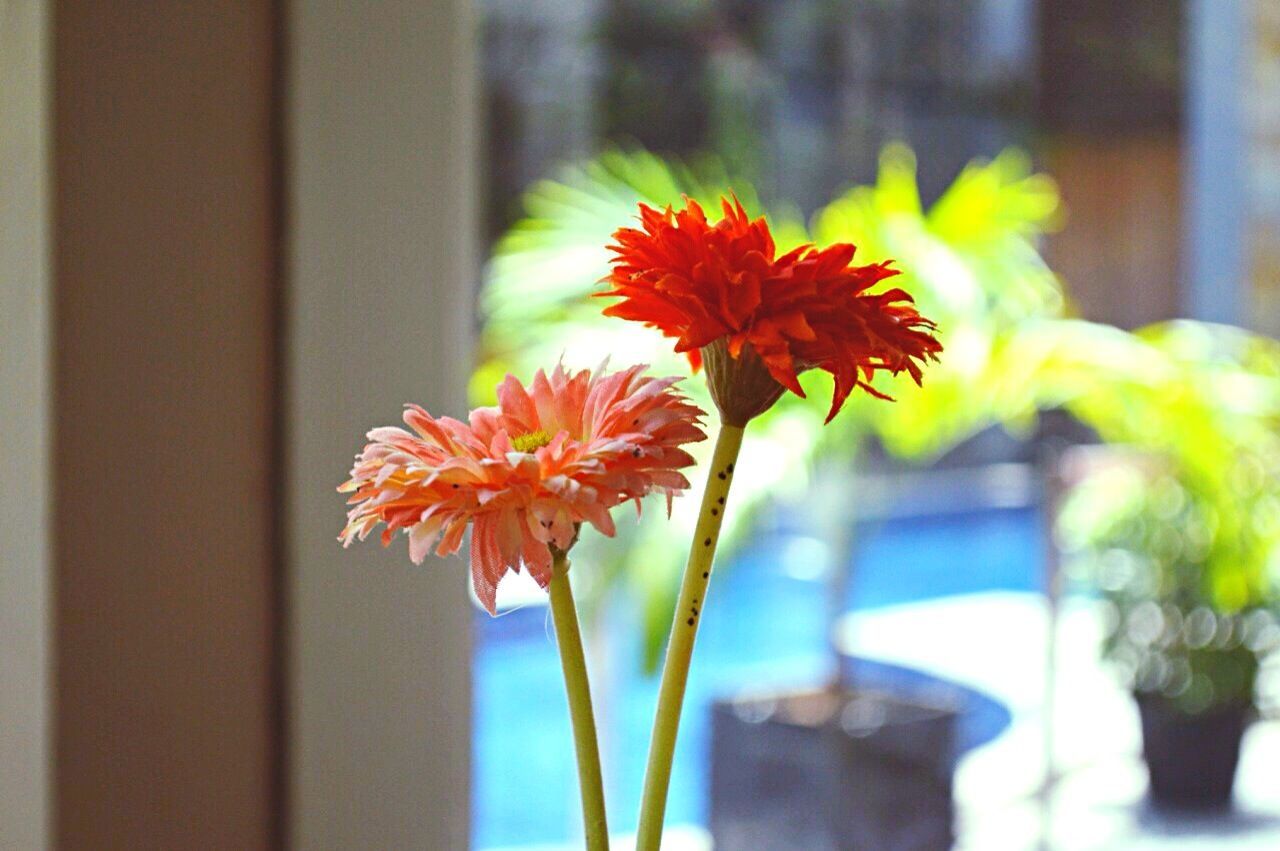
xmin=339 ymin=363 xmax=707 ymax=613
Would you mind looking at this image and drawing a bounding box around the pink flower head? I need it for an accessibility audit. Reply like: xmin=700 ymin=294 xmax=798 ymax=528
xmin=339 ymin=363 xmax=706 ymax=613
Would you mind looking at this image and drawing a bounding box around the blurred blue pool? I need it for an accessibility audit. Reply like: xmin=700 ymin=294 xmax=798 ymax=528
xmin=474 ymin=505 xmax=1044 ymax=849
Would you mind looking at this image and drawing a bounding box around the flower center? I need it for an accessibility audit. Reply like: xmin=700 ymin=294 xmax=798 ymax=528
xmin=511 ymin=429 xmax=552 ymax=453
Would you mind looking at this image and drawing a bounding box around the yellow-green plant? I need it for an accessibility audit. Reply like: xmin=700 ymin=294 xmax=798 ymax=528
xmin=478 ymin=144 xmax=1066 ymax=665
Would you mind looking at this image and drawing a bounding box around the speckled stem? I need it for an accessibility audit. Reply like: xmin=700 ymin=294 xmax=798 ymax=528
xmin=548 ymin=551 xmax=610 ymax=851
xmin=635 ymin=423 xmax=746 ymax=850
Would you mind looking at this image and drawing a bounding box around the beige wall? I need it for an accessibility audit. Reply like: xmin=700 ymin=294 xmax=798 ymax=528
xmin=1 ymin=1 xmax=52 ymax=847
xmin=286 ymin=1 xmax=477 ymax=847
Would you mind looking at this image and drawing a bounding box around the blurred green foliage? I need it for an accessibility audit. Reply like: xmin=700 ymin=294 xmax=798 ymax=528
xmin=477 ymin=145 xmax=1077 ymax=667
xmin=477 ymin=145 xmax=1280 ymax=688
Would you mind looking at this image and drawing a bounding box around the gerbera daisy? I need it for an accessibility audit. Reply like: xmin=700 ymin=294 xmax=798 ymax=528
xmin=339 ymin=362 xmax=705 ymax=613
xmin=610 ymin=197 xmax=943 ymax=850
xmin=602 ymin=195 xmax=942 ymax=424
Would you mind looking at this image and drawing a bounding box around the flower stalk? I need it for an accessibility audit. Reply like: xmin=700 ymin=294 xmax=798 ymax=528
xmin=548 ymin=549 xmax=610 ymax=851
xmin=635 ymin=423 xmax=745 ymax=850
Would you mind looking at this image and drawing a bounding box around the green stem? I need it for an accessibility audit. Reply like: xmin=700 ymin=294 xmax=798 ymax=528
xmin=548 ymin=551 xmax=610 ymax=851
xmin=636 ymin=423 xmax=746 ymax=850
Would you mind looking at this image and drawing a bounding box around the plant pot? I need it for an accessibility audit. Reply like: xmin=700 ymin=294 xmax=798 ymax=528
xmin=1135 ymin=692 xmax=1250 ymax=811
xmin=709 ymin=686 xmax=958 ymax=851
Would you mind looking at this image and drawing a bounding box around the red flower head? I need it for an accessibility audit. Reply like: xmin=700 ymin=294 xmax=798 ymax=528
xmin=340 ymin=363 xmax=706 ymax=613
xmin=602 ymin=196 xmax=942 ymax=424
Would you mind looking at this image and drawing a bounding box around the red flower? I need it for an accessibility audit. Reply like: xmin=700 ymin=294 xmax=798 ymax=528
xmin=602 ymin=196 xmax=942 ymax=423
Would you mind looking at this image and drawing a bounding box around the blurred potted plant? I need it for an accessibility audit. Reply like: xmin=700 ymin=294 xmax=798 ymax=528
xmin=1049 ymin=321 xmax=1280 ymax=810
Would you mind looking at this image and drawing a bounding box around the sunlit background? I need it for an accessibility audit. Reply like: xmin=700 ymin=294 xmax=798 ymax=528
xmin=473 ymin=1 xmax=1280 ymax=849
xmin=5 ymin=2 xmax=1280 ymax=849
